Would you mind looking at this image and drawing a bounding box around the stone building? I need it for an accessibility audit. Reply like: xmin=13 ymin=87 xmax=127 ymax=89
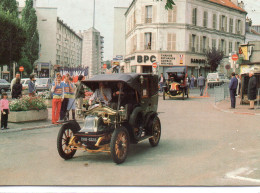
xmin=123 ymin=0 xmax=247 ymax=77
xmin=79 ymin=28 xmax=104 ymax=78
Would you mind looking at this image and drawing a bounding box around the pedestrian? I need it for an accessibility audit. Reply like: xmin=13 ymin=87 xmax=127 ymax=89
xmin=158 ymin=73 xmax=165 ymax=93
xmin=235 ymin=74 xmax=241 ymax=96
xmin=10 ymin=73 xmax=20 ymax=93
xmin=248 ymin=71 xmax=257 ymax=109
xmin=0 ymin=92 xmax=9 ymax=130
xmin=197 ymin=74 xmax=205 ymax=96
xmin=58 ymin=74 xmax=71 ymax=122
xmin=66 ymin=77 xmax=76 ymax=120
xmin=229 ymin=72 xmax=238 ymax=109
xmin=190 ymin=75 xmax=195 ymax=89
xmin=75 ymin=75 xmax=85 ymax=111
xmin=28 ymin=74 xmax=36 ymax=97
xmin=11 ymin=78 xmax=22 ymax=99
xmin=51 ymin=73 xmax=63 ymax=124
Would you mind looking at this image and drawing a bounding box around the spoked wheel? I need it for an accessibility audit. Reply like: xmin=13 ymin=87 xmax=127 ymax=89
xmin=149 ymin=116 xmax=161 ymax=147
xmin=57 ymin=122 xmax=79 ymax=160
xmin=110 ymin=126 xmax=130 ymax=164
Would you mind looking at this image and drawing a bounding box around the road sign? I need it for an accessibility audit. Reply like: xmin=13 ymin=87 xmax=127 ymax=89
xmin=19 ymin=66 xmax=24 ymax=72
xmin=232 ymin=54 xmax=238 ymax=61
xmin=152 ymin=62 xmax=157 ymax=68
xmin=103 ymin=64 xmax=107 ymax=69
xmin=116 ymin=55 xmax=123 ymax=60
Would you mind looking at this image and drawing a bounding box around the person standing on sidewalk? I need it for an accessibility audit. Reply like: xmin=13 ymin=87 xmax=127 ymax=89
xmin=75 ymin=75 xmax=85 ymax=111
xmin=51 ymin=73 xmax=64 ymax=124
xmin=28 ymin=74 xmax=36 ymax=97
xmin=66 ymin=77 xmax=76 ymax=120
xmin=11 ymin=73 xmax=20 ymax=94
xmin=197 ymin=74 xmax=205 ymax=96
xmin=59 ymin=74 xmax=72 ymax=122
xmin=158 ymin=73 xmax=165 ymax=93
xmin=0 ymin=93 xmax=9 ymax=130
xmin=11 ymin=78 xmax=22 ymax=99
xmin=248 ymin=71 xmax=257 ymax=109
xmin=229 ymin=72 xmax=238 ymax=109
xmin=190 ymin=75 xmax=195 ymax=89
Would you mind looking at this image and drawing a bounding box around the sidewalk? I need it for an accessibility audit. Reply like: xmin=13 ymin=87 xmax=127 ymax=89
xmin=214 ymin=96 xmax=260 ymax=116
xmin=0 ymin=108 xmax=83 ymax=133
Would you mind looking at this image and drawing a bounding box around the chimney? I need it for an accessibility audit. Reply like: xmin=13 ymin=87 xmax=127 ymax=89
xmin=230 ymin=0 xmax=238 ymax=6
xmin=238 ymin=1 xmax=245 ymax=9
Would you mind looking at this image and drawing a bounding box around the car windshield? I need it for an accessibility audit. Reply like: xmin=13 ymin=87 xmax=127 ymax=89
xmin=0 ymin=79 xmax=8 ymax=83
xmin=36 ymin=79 xmax=48 ymax=84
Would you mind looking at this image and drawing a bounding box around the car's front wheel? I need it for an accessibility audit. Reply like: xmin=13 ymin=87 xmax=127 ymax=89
xmin=110 ymin=126 xmax=130 ymax=164
xmin=149 ymin=116 xmax=161 ymax=147
xmin=57 ymin=122 xmax=79 ymax=160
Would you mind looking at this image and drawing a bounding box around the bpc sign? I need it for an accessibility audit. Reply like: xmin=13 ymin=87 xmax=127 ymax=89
xmin=137 ymin=55 xmax=156 ymax=64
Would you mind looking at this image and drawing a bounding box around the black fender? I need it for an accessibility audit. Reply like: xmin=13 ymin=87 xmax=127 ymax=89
xmin=144 ymin=112 xmax=158 ymax=135
xmin=63 ymin=120 xmax=81 ymax=133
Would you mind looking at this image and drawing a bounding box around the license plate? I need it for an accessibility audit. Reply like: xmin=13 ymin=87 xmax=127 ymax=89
xmin=81 ymin=137 xmax=97 ymax=142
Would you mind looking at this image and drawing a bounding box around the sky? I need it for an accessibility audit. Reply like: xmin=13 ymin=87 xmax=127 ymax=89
xmin=17 ymin=0 xmax=260 ymax=61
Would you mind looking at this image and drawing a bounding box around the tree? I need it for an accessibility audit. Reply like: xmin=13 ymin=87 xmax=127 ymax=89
xmin=0 ymin=8 xmax=27 ymax=66
xmin=156 ymin=0 xmax=175 ymax=9
xmin=19 ymin=0 xmax=39 ymax=75
xmin=0 ymin=0 xmax=19 ymax=17
xmin=205 ymin=48 xmax=224 ymax=72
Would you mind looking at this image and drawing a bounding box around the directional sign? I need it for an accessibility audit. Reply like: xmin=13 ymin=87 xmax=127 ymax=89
xmin=152 ymin=62 xmax=157 ymax=68
xmin=103 ymin=64 xmax=107 ymax=69
xmin=232 ymin=54 xmax=238 ymax=61
xmin=19 ymin=66 xmax=24 ymax=72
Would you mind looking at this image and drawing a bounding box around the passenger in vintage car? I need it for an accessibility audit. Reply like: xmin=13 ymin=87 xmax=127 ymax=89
xmin=88 ymin=82 xmax=112 ymax=106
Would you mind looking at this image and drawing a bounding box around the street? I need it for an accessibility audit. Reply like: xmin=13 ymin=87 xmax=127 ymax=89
xmin=0 ymin=94 xmax=260 ymax=186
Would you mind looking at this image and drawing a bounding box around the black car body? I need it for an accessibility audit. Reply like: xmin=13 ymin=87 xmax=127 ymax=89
xmin=0 ymin=79 xmax=11 ymax=93
xmin=57 ymin=73 xmax=161 ymax=164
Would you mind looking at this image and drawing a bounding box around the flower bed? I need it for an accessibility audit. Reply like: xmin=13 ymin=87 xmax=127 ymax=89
xmin=9 ymin=96 xmax=48 ymax=123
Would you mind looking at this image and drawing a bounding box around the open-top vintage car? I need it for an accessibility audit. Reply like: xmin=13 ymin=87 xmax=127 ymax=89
xmin=57 ymin=73 xmax=161 ymax=164
xmin=163 ymin=66 xmax=189 ymax=100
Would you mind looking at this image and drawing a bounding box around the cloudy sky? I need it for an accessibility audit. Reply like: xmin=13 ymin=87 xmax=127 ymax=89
xmin=17 ymin=0 xmax=260 ymax=60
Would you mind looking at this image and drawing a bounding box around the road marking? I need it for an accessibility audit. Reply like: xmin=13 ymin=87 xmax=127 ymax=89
xmin=226 ymin=167 xmax=260 ymax=183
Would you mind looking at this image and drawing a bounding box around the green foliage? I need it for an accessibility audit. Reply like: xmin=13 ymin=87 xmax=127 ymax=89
xmin=205 ymin=48 xmax=224 ymax=72
xmin=9 ymin=96 xmax=47 ymax=111
xmin=156 ymin=0 xmax=175 ymax=10
xmin=17 ymin=50 xmax=32 ymax=76
xmin=20 ymin=0 xmax=39 ymax=74
xmin=0 ymin=0 xmax=19 ymax=17
xmin=0 ymin=8 xmax=27 ymax=66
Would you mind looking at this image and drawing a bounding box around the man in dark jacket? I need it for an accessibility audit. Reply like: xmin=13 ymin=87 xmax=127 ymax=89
xmin=75 ymin=75 xmax=85 ymax=110
xmin=197 ymin=74 xmax=205 ymax=96
xmin=229 ymin=72 xmax=238 ymax=108
xmin=248 ymin=71 xmax=257 ymax=109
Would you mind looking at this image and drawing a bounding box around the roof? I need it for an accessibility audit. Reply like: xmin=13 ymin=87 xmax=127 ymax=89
xmin=81 ymin=73 xmax=142 ymax=92
xmin=209 ymin=0 xmax=246 ymax=13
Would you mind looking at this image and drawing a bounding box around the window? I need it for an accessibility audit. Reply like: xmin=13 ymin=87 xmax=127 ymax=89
xmin=237 ymin=20 xmax=241 ymax=34
xmin=203 ymin=11 xmax=208 ymax=27
xmin=229 ymin=42 xmax=233 ymax=53
xmin=212 ymin=39 xmax=216 ymax=49
xmin=236 ymin=42 xmax=240 ymax=52
xmin=221 ymin=15 xmax=225 ymax=31
xmin=168 ymin=6 xmax=177 ymax=23
xmin=192 ymin=34 xmax=196 ymax=52
xmin=167 ymin=33 xmax=176 ymax=51
xmin=145 ymin=33 xmax=152 ymax=50
xmin=145 ymin=6 xmax=152 ymax=23
xmin=192 ymin=8 xmax=197 ymax=25
xmin=229 ymin=18 xmax=233 ymax=33
xmin=220 ymin=39 xmax=224 ymax=52
xmin=202 ymin=36 xmax=207 ymax=51
xmin=213 ymin=14 xmax=217 ymax=29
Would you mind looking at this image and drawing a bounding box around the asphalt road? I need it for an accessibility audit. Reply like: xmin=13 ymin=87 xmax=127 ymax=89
xmin=0 ymin=95 xmax=259 ymax=186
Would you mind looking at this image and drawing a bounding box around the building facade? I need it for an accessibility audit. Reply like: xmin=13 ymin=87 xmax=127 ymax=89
xmin=79 ymin=28 xmax=104 ymax=78
xmin=124 ymin=0 xmax=246 ymax=77
xmin=245 ymin=19 xmax=260 ymax=43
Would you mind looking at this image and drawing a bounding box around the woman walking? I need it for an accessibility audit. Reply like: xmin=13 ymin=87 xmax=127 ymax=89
xmin=11 ymin=78 xmax=22 ymax=99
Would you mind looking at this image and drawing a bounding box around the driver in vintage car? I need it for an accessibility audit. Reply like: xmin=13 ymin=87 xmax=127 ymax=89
xmin=88 ymin=82 xmax=112 ymax=106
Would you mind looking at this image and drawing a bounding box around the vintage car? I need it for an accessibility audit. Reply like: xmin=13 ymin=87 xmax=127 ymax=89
xmin=57 ymin=73 xmax=161 ymax=164
xmin=163 ymin=66 xmax=189 ymax=100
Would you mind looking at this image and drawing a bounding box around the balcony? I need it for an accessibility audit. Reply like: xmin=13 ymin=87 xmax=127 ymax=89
xmin=145 ymin=18 xmax=152 ymax=23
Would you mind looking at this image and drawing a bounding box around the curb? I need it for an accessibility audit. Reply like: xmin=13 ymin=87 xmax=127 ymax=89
xmin=213 ymin=103 xmax=260 ymax=116
xmin=0 ymin=120 xmax=84 ymax=133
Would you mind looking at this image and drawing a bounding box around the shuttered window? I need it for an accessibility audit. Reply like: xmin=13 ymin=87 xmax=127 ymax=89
xmin=203 ymin=11 xmax=208 ymax=28
xmin=229 ymin=18 xmax=233 ymax=33
xmin=213 ymin=14 xmax=217 ymax=29
xmin=229 ymin=42 xmax=233 ymax=53
xmin=167 ymin=33 xmax=176 ymax=51
xmin=168 ymin=6 xmax=177 ymax=23
xmin=212 ymin=39 xmax=216 ymax=49
xmin=192 ymin=8 xmax=197 ymax=25
xmin=145 ymin=6 xmax=153 ymax=23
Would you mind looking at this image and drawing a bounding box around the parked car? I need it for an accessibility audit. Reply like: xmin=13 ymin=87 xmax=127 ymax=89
xmin=57 ymin=73 xmax=161 ymax=164
xmin=21 ymin=78 xmax=30 ymax=90
xmin=35 ymin=78 xmax=52 ymax=91
xmin=207 ymin=72 xmax=229 ymax=87
xmin=0 ymin=79 xmax=11 ymax=93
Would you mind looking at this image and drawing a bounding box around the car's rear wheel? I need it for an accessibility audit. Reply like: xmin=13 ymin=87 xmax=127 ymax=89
xmin=149 ymin=116 xmax=161 ymax=147
xmin=110 ymin=126 xmax=130 ymax=164
xmin=57 ymin=122 xmax=79 ymax=160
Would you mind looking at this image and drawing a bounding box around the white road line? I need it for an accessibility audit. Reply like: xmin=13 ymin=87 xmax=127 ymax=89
xmin=226 ymin=167 xmax=260 ymax=183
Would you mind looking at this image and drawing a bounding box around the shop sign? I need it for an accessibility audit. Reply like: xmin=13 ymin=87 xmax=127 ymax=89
xmin=137 ymin=55 xmax=156 ymax=63
xmin=191 ymin=58 xmax=206 ymax=64
xmin=161 ymin=54 xmax=175 ymax=65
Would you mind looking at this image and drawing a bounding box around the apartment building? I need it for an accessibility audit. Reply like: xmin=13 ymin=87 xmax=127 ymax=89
xmin=124 ymin=0 xmax=246 ymax=77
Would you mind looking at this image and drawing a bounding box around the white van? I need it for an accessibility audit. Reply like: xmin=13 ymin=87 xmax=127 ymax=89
xmin=207 ymin=73 xmax=229 ymax=87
